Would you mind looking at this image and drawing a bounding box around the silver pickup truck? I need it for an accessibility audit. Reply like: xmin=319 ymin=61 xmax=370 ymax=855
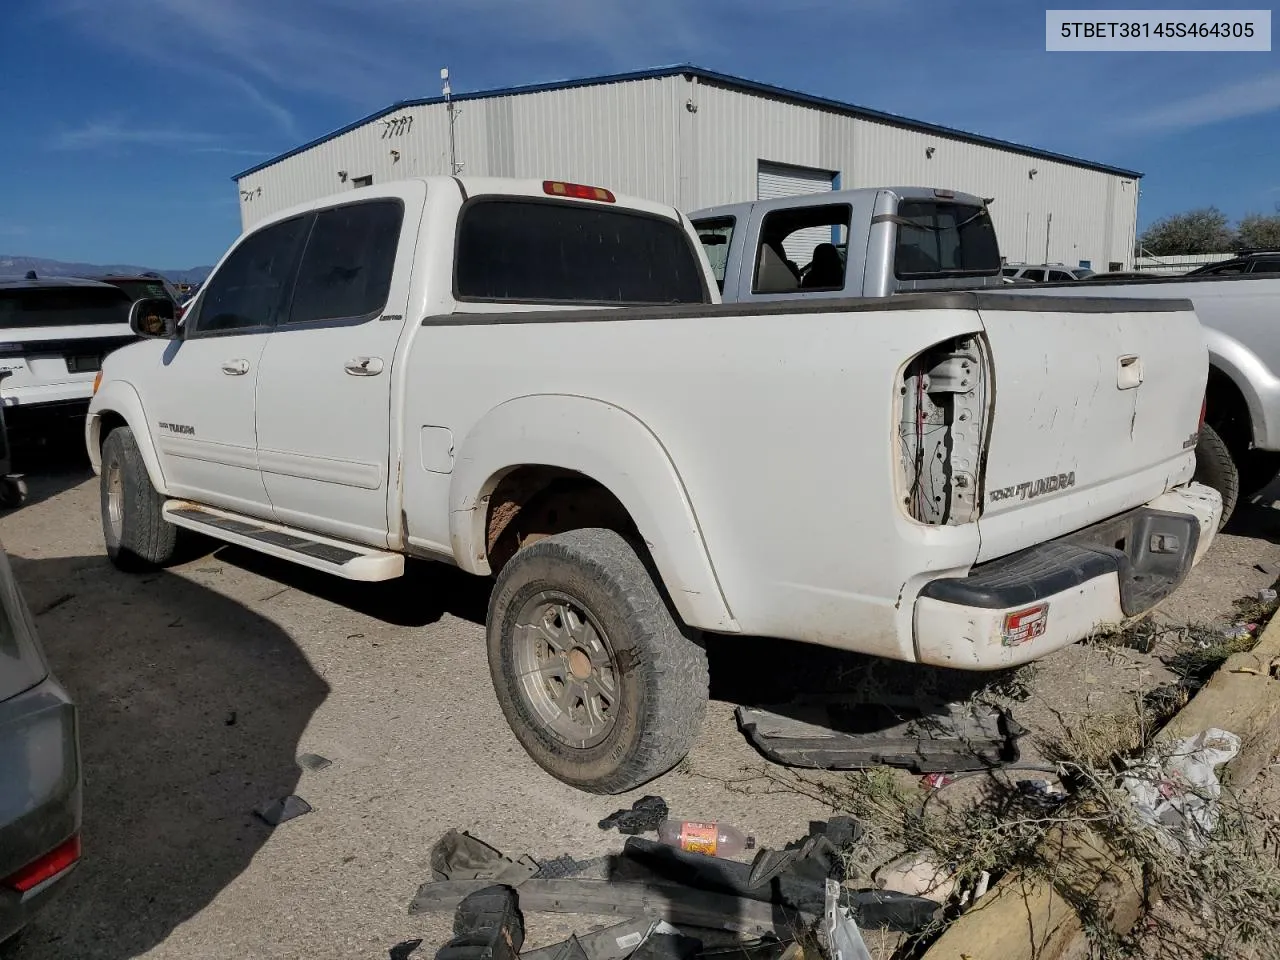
xmin=692 ymin=188 xmax=1279 ymax=524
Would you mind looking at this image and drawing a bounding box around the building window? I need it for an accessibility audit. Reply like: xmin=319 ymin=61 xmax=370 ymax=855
xmin=352 ymin=175 xmax=373 ymax=188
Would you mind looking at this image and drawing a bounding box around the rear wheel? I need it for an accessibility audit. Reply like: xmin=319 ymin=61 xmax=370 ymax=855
xmin=101 ymin=426 xmax=180 ymax=570
xmin=486 ymin=528 xmax=709 ymax=794
xmin=1194 ymin=424 xmax=1238 ymax=530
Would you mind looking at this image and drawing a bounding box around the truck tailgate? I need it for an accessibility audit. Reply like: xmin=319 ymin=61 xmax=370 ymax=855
xmin=975 ymin=299 xmax=1205 ymax=562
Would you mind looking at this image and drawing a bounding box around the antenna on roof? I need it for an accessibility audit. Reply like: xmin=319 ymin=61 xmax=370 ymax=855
xmin=24 ymin=270 xmax=36 ymax=280
xmin=442 ymin=67 xmax=462 ymax=176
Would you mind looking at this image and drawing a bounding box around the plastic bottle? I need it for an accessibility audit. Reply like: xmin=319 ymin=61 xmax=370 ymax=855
xmin=657 ymin=819 xmax=756 ymax=857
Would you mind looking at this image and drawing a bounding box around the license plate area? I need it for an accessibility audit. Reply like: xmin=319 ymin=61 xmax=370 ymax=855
xmin=66 ymin=355 xmax=101 ymax=373
xmin=1063 ymin=508 xmax=1199 ymax=616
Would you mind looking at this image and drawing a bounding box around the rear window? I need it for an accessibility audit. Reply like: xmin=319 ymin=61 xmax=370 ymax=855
xmin=893 ymin=201 xmax=1001 ymax=280
xmin=455 ymin=199 xmax=708 ymax=305
xmin=102 ymin=279 xmax=172 ymax=302
xmin=0 ymin=286 xmax=131 ymax=328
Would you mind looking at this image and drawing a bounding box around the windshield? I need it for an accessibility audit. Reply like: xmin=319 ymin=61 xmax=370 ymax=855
xmin=0 ymin=285 xmax=132 ymax=328
xmin=893 ymin=200 xmax=1001 ymax=280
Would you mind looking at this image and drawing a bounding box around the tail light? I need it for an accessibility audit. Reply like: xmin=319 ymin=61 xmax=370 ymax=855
xmin=543 ymin=181 xmax=616 ymax=203
xmin=93 ymin=371 xmax=103 ymax=395
xmin=3 ymin=834 xmax=81 ymax=892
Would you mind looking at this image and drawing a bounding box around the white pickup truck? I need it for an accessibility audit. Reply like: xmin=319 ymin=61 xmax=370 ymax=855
xmin=86 ymin=177 xmax=1221 ymax=793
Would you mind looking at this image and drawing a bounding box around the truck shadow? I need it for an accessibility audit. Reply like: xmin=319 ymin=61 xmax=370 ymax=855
xmin=0 ymin=436 xmax=95 ymax=513
xmin=6 ymin=553 xmax=329 ymax=960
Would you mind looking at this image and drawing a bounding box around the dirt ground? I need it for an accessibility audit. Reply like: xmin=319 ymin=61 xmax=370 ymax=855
xmin=6 ymin=451 xmax=1280 ymax=960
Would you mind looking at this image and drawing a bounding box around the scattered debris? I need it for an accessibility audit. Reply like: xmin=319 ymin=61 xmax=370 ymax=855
xmin=389 ymin=939 xmax=424 ymax=960
xmin=254 ymin=795 xmax=312 ymax=826
xmin=521 ymin=920 xmax=662 ymax=960
xmin=224 ymin=710 xmax=237 ymax=726
xmin=822 ymin=878 xmax=872 ymax=960
xmin=1260 ymin=588 xmax=1279 ymax=603
xmin=1224 ymin=623 xmax=1255 ymax=642
xmin=656 ymin=819 xmax=754 ymax=856
xmin=531 ymin=854 xmax=594 ymax=880
xmin=297 ymin=753 xmax=333 ymax=771
xmin=1256 ymin=561 xmax=1280 ymax=577
xmin=871 ymin=851 xmax=956 ymax=902
xmin=1015 ymin=778 xmax=1069 ymax=806
xmin=919 ymin=773 xmax=956 ymax=791
xmin=1121 ymin=727 xmax=1242 ymax=852
xmin=430 ymin=830 xmax=538 ymax=884
xmin=736 ymin=695 xmax=1024 ymax=772
xmin=436 ymin=885 xmax=523 ymax=960
xmin=598 ymin=796 xmax=669 ymax=835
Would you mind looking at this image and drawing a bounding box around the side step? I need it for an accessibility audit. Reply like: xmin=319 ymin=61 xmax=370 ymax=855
xmin=162 ymin=500 xmax=405 ymax=582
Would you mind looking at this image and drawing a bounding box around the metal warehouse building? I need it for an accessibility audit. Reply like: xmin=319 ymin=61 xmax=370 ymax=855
xmin=233 ymin=65 xmax=1141 ymax=272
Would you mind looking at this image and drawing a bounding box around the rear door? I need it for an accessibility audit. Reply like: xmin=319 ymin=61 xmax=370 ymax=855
xmin=974 ymin=299 xmax=1206 ymax=562
xmin=254 ymin=187 xmax=423 ymax=547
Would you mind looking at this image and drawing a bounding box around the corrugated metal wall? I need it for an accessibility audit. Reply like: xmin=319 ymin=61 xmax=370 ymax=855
xmin=236 ymin=74 xmax=1137 ymax=270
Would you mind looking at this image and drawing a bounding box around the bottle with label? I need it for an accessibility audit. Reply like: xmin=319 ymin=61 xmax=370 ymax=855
xmin=656 ymin=819 xmax=756 ymax=857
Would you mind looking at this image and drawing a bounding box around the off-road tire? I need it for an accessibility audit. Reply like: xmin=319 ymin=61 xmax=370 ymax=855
xmin=1194 ymin=423 xmax=1238 ymax=530
xmin=486 ymin=528 xmax=709 ymax=794
xmin=101 ymin=426 xmax=180 ymax=570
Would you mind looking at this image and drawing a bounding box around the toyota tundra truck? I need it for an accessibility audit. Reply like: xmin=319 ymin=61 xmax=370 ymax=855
xmin=86 ymin=177 xmax=1220 ymax=794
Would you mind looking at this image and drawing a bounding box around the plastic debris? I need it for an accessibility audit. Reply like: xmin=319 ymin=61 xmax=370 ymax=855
xmin=1224 ymin=624 xmax=1253 ymax=641
xmin=823 ymin=878 xmax=873 ymax=960
xmin=430 ymin=830 xmax=538 ymax=884
xmin=390 ymin=940 xmax=424 ymax=960
xmin=1259 ymin=588 xmax=1278 ymax=603
xmin=1016 ymin=778 xmax=1069 ymax=806
xmin=598 ymin=796 xmax=669 ymax=835
xmin=1121 ymin=727 xmax=1242 ymax=852
xmin=297 ymin=753 xmax=332 ymax=771
xmin=657 ymin=819 xmax=755 ymax=856
xmin=254 ymin=795 xmax=312 ymax=826
xmin=437 ymin=885 xmax=524 ymax=960
xmin=920 ymin=773 xmax=956 ymax=790
xmin=872 ymin=851 xmax=956 ymax=902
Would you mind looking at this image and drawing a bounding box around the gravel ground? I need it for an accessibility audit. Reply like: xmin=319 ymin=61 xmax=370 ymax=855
xmin=5 ymin=455 xmax=1280 ymax=960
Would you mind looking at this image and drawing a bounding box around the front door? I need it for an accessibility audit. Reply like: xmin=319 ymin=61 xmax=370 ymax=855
xmin=255 ymin=190 xmax=421 ymax=547
xmin=147 ymin=213 xmax=311 ymax=515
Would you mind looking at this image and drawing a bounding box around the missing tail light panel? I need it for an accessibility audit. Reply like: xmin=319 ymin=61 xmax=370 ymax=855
xmin=898 ymin=335 xmax=992 ymax=525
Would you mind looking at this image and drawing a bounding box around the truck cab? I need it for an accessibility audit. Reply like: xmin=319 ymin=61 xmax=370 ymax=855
xmin=691 ymin=187 xmax=1005 ymax=302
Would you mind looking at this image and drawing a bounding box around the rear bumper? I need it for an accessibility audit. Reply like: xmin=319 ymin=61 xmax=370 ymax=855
xmin=913 ymin=482 xmax=1222 ymax=669
xmin=2 ymin=381 xmax=96 ymax=409
xmin=0 ymin=676 xmax=82 ymax=945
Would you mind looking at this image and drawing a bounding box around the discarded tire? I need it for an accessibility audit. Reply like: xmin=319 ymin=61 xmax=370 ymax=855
xmin=486 ymin=528 xmax=709 ymax=794
xmin=1193 ymin=423 xmax=1238 ymax=530
xmin=100 ymin=426 xmax=180 ymax=570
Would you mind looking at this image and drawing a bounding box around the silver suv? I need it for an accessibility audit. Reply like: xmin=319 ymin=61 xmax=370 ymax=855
xmin=1001 ymin=263 xmax=1095 ymax=283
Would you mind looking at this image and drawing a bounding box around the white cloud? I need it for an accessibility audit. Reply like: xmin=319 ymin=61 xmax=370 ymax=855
xmin=52 ymin=120 xmax=221 ymax=150
xmin=1121 ymin=72 xmax=1280 ymax=133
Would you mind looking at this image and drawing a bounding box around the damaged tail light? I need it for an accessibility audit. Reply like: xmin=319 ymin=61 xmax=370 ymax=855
xmin=3 ymin=834 xmax=80 ymax=893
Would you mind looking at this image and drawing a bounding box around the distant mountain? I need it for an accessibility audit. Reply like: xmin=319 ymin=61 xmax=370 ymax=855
xmin=0 ymin=255 xmax=213 ymax=286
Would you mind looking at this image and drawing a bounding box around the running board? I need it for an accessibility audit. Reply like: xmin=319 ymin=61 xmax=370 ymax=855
xmin=162 ymin=501 xmax=404 ymax=582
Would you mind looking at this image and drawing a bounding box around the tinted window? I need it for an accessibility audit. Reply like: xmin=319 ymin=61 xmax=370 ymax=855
xmin=455 ymin=200 xmax=707 ymax=304
xmin=288 ymin=201 xmax=402 ymax=324
xmin=1198 ymin=261 xmax=1248 ymax=276
xmin=1047 ymin=270 xmax=1074 ymax=282
xmin=693 ymin=217 xmax=735 ymax=291
xmin=194 ymin=216 xmax=310 ymax=335
xmin=103 ymin=279 xmax=172 ymax=302
xmin=893 ymin=201 xmax=1001 ymax=280
xmin=1249 ymin=258 xmax=1280 ymax=274
xmin=1021 ymin=269 xmax=1046 ymax=282
xmin=0 ymin=285 xmax=130 ymax=328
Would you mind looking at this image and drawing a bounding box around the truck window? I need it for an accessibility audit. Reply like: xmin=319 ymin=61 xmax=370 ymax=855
xmin=455 ymin=199 xmax=707 ymax=305
xmin=1021 ymin=268 xmax=1046 ymax=282
xmin=192 ymin=215 xmax=311 ymax=335
xmin=287 ymin=200 xmax=403 ymax=324
xmin=0 ymin=286 xmax=130 ymax=328
xmin=752 ymin=204 xmax=851 ymax=294
xmin=693 ymin=217 xmax=735 ymax=292
xmin=1248 ymin=258 xmax=1280 ymax=274
xmin=892 ymin=201 xmax=1000 ymax=280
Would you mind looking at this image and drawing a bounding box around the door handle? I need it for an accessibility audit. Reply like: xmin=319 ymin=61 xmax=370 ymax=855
xmin=345 ymin=356 xmax=385 ymax=376
xmin=221 ymin=359 xmax=250 ymax=376
xmin=1117 ymin=355 xmax=1143 ymax=390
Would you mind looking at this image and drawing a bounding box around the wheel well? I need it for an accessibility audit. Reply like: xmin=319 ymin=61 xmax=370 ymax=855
xmin=484 ymin=466 xmax=641 ymax=573
xmin=1206 ymin=366 xmax=1253 ymax=453
xmin=96 ymin=411 xmax=127 ymax=448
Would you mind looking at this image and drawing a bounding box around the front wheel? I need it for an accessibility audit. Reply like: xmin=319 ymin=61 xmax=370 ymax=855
xmin=486 ymin=528 xmax=709 ymax=794
xmin=1193 ymin=423 xmax=1238 ymax=530
xmin=100 ymin=426 xmax=180 ymax=570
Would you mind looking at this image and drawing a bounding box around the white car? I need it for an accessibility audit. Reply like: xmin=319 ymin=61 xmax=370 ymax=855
xmin=1001 ymin=263 xmax=1095 ymax=283
xmin=86 ymin=177 xmax=1220 ymax=793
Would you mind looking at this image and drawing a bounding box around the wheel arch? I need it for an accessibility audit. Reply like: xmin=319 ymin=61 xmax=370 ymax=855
xmin=1204 ymin=329 xmax=1274 ymax=450
xmin=448 ymin=395 xmax=738 ymax=633
xmin=87 ymin=381 xmax=168 ymax=492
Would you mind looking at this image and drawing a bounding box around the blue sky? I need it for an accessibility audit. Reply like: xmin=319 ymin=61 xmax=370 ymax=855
xmin=2 ymin=0 xmax=1277 ymax=268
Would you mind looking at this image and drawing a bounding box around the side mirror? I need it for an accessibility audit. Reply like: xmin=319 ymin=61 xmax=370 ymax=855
xmin=129 ymin=297 xmax=178 ymax=339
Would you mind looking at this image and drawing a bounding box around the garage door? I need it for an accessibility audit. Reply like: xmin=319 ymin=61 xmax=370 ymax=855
xmin=757 ymin=162 xmax=836 ymax=263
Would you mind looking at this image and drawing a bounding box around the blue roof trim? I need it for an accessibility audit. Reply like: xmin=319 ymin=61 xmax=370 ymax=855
xmin=232 ymin=64 xmax=1143 ymax=181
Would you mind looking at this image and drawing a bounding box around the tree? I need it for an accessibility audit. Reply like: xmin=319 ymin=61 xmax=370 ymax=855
xmin=1237 ymin=212 xmax=1280 ymax=251
xmin=1138 ymin=207 xmax=1236 ymax=256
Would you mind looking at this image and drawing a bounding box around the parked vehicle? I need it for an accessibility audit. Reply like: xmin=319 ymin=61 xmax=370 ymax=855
xmin=1001 ymin=263 xmax=1094 ymax=282
xmin=0 ymin=276 xmax=137 ymax=442
xmin=93 ymin=273 xmax=186 ymax=320
xmin=1078 ymin=271 xmax=1154 ymax=281
xmin=1008 ymin=271 xmax=1280 ymax=523
xmin=1184 ymin=249 xmax=1280 ymax=277
xmin=0 ymin=543 xmax=82 ymax=947
xmin=87 ymin=177 xmax=1220 ymax=793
